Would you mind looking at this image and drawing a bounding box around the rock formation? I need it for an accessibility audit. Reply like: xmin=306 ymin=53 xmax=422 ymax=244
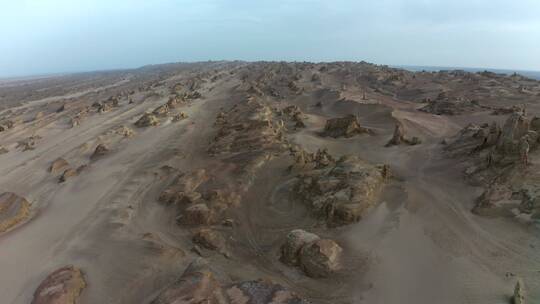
xmin=280 ymin=229 xmax=321 ymax=266
xmin=280 ymin=230 xmax=342 ymax=277
xmin=90 ymin=143 xmax=109 ymax=160
xmin=323 ymin=115 xmax=372 ymax=138
xmin=135 ymin=112 xmax=159 ymax=127
xmin=31 ymin=266 xmax=86 ymax=304
xmin=172 ymin=112 xmax=188 ymax=122
xmin=193 ymin=228 xmax=228 ymax=255
xmin=293 ymin=155 xmax=388 ymax=226
xmin=0 ymin=192 xmax=30 ymax=233
xmin=386 ymin=123 xmax=421 ymax=147
xmin=299 ymin=239 xmax=342 ymax=278
xmin=49 ymin=158 xmax=69 ymax=174
xmin=513 ymin=278 xmax=525 ymax=304
xmin=151 ymin=259 xmax=309 ymax=304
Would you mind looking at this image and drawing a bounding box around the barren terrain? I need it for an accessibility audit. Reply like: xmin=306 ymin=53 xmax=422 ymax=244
xmin=0 ymin=61 xmax=539 ymax=304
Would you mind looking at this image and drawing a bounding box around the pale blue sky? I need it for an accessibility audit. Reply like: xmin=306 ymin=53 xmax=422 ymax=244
xmin=1 ymin=0 xmax=539 ymax=77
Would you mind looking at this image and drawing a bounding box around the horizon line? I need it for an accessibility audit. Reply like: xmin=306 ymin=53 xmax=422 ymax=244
xmin=1 ymin=60 xmax=540 ymax=81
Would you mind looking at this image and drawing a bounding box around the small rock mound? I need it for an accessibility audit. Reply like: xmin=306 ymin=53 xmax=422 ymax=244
xmin=115 ymin=125 xmax=135 ymax=137
xmin=192 ymin=228 xmax=228 ymax=255
xmin=172 ymin=112 xmax=188 ymax=122
xmin=49 ymin=158 xmax=69 ymax=174
xmin=0 ymin=192 xmax=30 ymax=233
xmin=178 ymin=203 xmax=212 ymax=225
xmin=31 ymin=266 xmax=86 ymax=304
xmin=419 ymin=96 xmax=480 ymax=115
xmin=90 ymin=144 xmax=109 ymax=160
xmin=322 ymin=114 xmax=372 ymax=138
xmin=135 ymin=112 xmax=159 ymax=127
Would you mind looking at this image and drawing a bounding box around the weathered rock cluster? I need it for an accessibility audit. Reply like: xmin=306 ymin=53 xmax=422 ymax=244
xmin=151 ymin=259 xmax=310 ymax=304
xmin=291 ymin=152 xmax=389 ymax=226
xmin=208 ymin=97 xmax=286 ymax=156
xmin=280 ymin=229 xmax=342 ymax=278
xmin=444 ymin=108 xmax=540 ymax=217
xmin=420 ymin=94 xmax=480 ymax=115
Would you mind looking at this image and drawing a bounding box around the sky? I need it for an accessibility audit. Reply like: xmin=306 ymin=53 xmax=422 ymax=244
xmin=1 ymin=0 xmax=539 ymax=77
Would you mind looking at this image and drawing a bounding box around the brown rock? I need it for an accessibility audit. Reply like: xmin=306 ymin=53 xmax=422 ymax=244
xmin=115 ymin=125 xmax=135 ymax=137
xmin=280 ymin=229 xmax=320 ymax=266
xmin=193 ymin=228 xmax=227 ymax=253
xmin=172 ymin=112 xmax=188 ymax=122
xmin=151 ymin=259 xmax=310 ymax=304
xmin=150 ymin=259 xmax=225 ymax=304
xmin=58 ymin=168 xmax=79 ymax=183
xmin=323 ymin=114 xmax=371 ymax=138
xmin=31 ymin=266 xmax=86 ymax=304
xmin=299 ymin=239 xmax=343 ymax=278
xmin=90 ymin=144 xmax=109 ymax=160
xmin=0 ymin=192 xmax=30 ymax=233
xmin=152 ymin=104 xmax=170 ymax=117
xmin=49 ymin=158 xmax=69 ymax=174
xmin=178 ymin=203 xmax=212 ymax=225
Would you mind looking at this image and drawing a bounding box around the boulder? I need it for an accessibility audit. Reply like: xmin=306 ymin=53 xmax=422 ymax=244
xmin=0 ymin=192 xmax=30 ymax=233
xmin=280 ymin=229 xmax=320 ymax=266
xmin=299 ymin=239 xmax=343 ymax=278
xmin=31 ymin=266 xmax=86 ymax=304
xmin=49 ymin=158 xmax=69 ymax=174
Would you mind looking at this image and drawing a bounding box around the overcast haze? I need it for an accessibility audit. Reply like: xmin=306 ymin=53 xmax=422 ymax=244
xmin=1 ymin=0 xmax=540 ymax=77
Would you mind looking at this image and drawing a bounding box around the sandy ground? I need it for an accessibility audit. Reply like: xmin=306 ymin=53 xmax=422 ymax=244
xmin=0 ymin=61 xmax=539 ymax=304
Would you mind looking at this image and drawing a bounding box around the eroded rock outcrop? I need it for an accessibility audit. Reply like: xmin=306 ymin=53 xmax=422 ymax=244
xmin=0 ymin=192 xmax=30 ymax=233
xmin=151 ymin=259 xmax=309 ymax=304
xmin=90 ymin=144 xmax=110 ymax=160
xmin=322 ymin=115 xmax=372 ymax=138
xmin=293 ymin=155 xmax=388 ymax=226
xmin=31 ymin=266 xmax=86 ymax=304
xmin=299 ymin=239 xmax=342 ymax=278
xmin=385 ymin=123 xmax=421 ymax=147
xmin=135 ymin=112 xmax=159 ymax=128
xmin=49 ymin=158 xmax=69 ymax=174
xmin=280 ymin=230 xmax=342 ymax=277
xmin=445 ymin=108 xmax=540 ymax=217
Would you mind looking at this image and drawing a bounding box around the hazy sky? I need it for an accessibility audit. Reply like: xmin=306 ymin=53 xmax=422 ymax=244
xmin=1 ymin=0 xmax=540 ymax=77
